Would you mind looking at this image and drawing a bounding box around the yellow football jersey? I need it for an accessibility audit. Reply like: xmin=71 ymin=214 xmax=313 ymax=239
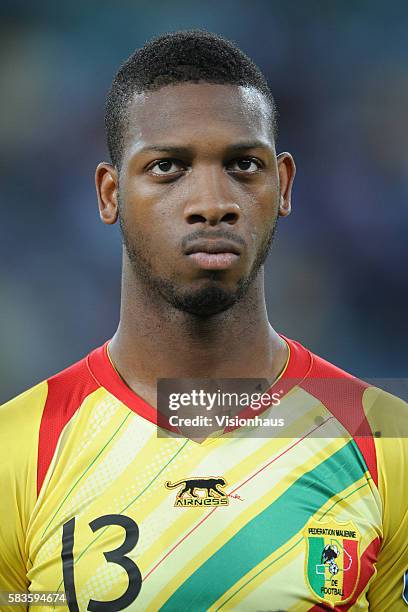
xmin=1 ymin=336 xmax=407 ymax=610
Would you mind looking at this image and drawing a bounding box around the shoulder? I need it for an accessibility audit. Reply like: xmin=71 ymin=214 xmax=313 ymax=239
xmin=299 ymin=346 xmax=408 ymax=437
xmin=0 ymin=351 xmax=99 ymax=445
xmin=39 ymin=351 xmax=100 ymax=425
xmin=0 ymin=349 xmax=101 ymax=499
xmin=297 ymin=346 xmax=372 ymax=437
xmin=0 ymin=354 xmax=97 ymax=590
xmin=0 ymin=381 xmax=48 ymax=456
xmin=294 ymin=341 xmax=406 ymax=424
xmin=362 ymin=385 xmax=408 ymax=437
xmin=0 ymin=380 xmax=49 ymax=469
xmin=363 ymin=387 xmax=408 ymax=509
xmin=0 ymin=380 xmax=49 ymax=553
xmin=290 ymin=339 xmax=407 ymax=488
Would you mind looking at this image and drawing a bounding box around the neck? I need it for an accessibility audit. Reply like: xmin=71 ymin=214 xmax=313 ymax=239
xmin=108 ymin=259 xmax=288 ymax=399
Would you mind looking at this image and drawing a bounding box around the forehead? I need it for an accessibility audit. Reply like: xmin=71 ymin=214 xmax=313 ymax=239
xmin=123 ymin=83 xmax=274 ymax=155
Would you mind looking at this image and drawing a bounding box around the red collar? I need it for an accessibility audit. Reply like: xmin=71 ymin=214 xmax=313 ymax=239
xmin=87 ymin=335 xmax=313 ymax=435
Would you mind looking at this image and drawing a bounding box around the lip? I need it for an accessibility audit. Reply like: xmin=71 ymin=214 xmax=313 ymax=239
xmin=184 ymin=239 xmax=242 ymax=270
xmin=184 ymin=239 xmax=241 ymax=256
xmin=187 ymin=252 xmax=239 ymax=270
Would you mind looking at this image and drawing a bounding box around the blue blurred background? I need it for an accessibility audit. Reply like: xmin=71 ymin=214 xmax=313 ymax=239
xmin=1 ymin=0 xmax=407 ymax=403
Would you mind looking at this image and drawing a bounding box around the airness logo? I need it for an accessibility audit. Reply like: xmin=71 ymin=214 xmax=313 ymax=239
xmin=165 ymin=476 xmax=229 ymax=507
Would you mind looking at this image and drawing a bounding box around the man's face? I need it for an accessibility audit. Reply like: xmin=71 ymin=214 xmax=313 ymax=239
xmin=99 ymin=83 xmax=294 ymax=316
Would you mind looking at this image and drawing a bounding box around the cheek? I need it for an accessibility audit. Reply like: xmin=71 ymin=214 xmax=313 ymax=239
xmin=245 ymin=189 xmax=277 ymax=243
xmin=123 ymin=177 xmax=183 ymax=227
xmin=126 ymin=214 xmax=178 ymax=273
xmin=121 ymin=181 xmax=163 ymax=234
xmin=256 ymin=180 xmax=280 ymax=214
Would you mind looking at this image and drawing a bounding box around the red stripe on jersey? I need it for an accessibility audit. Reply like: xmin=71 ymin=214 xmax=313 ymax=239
xmin=37 ymin=357 xmax=99 ymax=496
xmin=87 ymin=341 xmax=179 ymax=432
xmin=342 ymin=538 xmax=359 ymax=600
xmin=299 ymin=353 xmax=378 ymax=487
xmin=308 ymin=536 xmax=381 ymax=610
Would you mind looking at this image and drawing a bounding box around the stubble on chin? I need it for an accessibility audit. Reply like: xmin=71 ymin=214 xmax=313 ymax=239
xmin=118 ymin=211 xmax=278 ymax=317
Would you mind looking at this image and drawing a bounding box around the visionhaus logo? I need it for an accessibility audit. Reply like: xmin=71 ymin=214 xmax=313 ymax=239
xmin=157 ymin=377 xmax=285 ymax=439
xmin=165 ymin=476 xmax=229 ymax=507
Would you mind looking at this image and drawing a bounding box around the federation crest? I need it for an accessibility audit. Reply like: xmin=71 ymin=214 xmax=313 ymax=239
xmin=304 ymin=519 xmax=361 ymax=606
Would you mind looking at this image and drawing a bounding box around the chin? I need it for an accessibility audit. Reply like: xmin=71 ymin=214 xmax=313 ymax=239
xmin=154 ymin=273 xmax=255 ymax=317
xmin=135 ymin=260 xmax=257 ymax=317
xmin=168 ymin=284 xmax=239 ymax=317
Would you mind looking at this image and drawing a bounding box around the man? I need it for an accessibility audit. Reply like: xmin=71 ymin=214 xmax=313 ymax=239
xmin=0 ymin=30 xmax=407 ymax=611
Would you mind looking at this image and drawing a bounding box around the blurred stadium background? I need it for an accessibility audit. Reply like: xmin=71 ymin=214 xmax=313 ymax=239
xmin=1 ymin=1 xmax=407 ymax=403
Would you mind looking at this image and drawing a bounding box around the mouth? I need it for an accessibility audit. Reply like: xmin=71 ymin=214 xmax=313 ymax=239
xmin=184 ymin=239 xmax=241 ymax=270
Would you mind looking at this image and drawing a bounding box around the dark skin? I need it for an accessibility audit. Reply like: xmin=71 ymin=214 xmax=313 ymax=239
xmin=95 ymin=83 xmax=296 ymax=410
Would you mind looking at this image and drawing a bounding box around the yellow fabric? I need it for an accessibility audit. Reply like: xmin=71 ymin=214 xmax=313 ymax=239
xmin=364 ymin=387 xmax=408 ymax=610
xmin=1 ymin=374 xmax=407 ymax=610
xmin=0 ymin=382 xmax=47 ymax=606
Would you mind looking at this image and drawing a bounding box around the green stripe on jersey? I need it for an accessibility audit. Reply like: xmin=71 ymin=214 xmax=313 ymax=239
xmin=307 ymin=536 xmax=325 ymax=595
xmin=160 ymin=440 xmax=366 ymax=612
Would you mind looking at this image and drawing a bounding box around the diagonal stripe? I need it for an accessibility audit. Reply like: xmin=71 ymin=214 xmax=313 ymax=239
xmin=145 ymin=417 xmax=332 ymax=582
xmin=213 ymin=481 xmax=371 ymax=611
xmin=214 ymin=536 xmax=304 ymax=612
xmin=52 ymin=439 xmax=190 ymax=601
xmin=160 ymin=441 xmax=367 ymax=612
xmin=41 ymin=411 xmax=131 ymax=539
xmin=73 ymin=439 xmax=190 ymax=565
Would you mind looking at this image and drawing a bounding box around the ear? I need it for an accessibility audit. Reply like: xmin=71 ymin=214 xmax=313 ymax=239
xmin=276 ymin=152 xmax=296 ymax=217
xmin=95 ymin=162 xmax=119 ymax=225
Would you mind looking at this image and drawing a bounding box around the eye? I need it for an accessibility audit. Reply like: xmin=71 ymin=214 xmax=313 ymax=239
xmin=149 ymin=159 xmax=185 ymax=176
xmin=228 ymin=158 xmax=261 ymax=173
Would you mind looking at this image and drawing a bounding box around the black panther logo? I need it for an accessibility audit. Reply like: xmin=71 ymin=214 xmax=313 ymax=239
xmin=165 ymin=476 xmax=227 ymax=499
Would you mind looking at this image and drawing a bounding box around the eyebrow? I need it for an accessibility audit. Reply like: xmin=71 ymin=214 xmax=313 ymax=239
xmin=135 ymin=140 xmax=271 ymax=156
xmin=224 ymin=140 xmax=271 ymax=152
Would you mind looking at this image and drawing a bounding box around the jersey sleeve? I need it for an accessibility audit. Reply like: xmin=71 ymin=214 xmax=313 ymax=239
xmin=0 ymin=382 xmax=47 ymax=601
xmin=363 ymin=386 xmax=408 ymax=609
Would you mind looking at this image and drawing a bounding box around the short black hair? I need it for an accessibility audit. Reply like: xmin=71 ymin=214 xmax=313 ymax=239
xmin=105 ymin=30 xmax=277 ymax=168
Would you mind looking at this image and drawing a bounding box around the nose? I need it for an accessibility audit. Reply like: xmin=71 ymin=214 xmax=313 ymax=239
xmin=183 ymin=166 xmax=240 ymax=226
